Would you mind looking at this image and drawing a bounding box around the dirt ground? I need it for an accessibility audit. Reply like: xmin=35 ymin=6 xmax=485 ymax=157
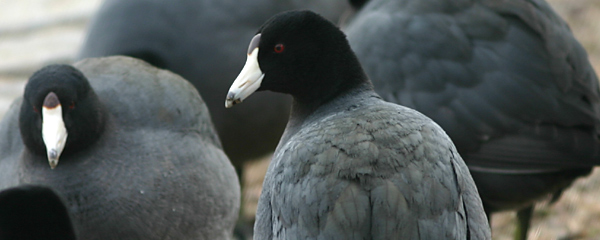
xmin=0 ymin=1 xmax=599 ymax=239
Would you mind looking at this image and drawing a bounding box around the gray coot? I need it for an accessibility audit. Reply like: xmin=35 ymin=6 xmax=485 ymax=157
xmin=225 ymin=10 xmax=491 ymax=239
xmin=343 ymin=0 xmax=600 ymax=239
xmin=0 ymin=185 xmax=76 ymax=240
xmin=0 ymin=56 xmax=240 ymax=240
xmin=77 ymin=0 xmax=352 ymax=174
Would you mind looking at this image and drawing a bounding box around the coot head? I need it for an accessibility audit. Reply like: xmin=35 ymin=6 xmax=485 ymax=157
xmin=19 ymin=65 xmax=106 ymax=168
xmin=226 ymin=10 xmax=367 ymax=108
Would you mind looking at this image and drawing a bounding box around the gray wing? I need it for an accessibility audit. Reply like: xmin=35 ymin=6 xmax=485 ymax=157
xmin=345 ymin=0 xmax=600 ymax=172
xmin=0 ymin=98 xmax=24 ymax=188
xmin=255 ymin=103 xmax=490 ymax=239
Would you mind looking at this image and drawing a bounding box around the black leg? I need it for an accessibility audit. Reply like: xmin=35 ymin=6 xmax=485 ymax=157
xmin=515 ymin=205 xmax=534 ymax=240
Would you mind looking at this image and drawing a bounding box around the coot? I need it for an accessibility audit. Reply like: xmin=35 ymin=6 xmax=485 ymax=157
xmin=226 ymin=10 xmax=491 ymax=239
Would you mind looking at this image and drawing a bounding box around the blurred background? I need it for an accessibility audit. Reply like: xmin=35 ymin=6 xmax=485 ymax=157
xmin=0 ymin=0 xmax=598 ymax=239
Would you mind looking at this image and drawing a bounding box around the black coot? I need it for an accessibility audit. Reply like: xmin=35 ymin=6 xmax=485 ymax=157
xmin=226 ymin=10 xmax=491 ymax=239
xmin=0 ymin=56 xmax=240 ymax=240
xmin=344 ymin=0 xmax=600 ymax=239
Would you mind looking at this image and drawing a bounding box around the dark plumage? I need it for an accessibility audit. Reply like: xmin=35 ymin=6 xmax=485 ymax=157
xmin=77 ymin=0 xmax=351 ymax=172
xmin=0 ymin=56 xmax=240 ymax=240
xmin=0 ymin=185 xmax=76 ymax=240
xmin=343 ymin=0 xmax=600 ymax=239
xmin=226 ymin=10 xmax=491 ymax=239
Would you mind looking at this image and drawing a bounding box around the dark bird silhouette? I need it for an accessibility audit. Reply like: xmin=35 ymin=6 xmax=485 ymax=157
xmin=0 ymin=185 xmax=77 ymax=240
xmin=343 ymin=0 xmax=600 ymax=239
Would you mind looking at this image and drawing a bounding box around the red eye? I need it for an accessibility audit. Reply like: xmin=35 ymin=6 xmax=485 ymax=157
xmin=69 ymin=102 xmax=75 ymax=109
xmin=274 ymin=44 xmax=285 ymax=53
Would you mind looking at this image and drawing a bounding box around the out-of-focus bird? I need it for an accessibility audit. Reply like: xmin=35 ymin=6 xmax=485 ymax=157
xmin=344 ymin=0 xmax=600 ymax=239
xmin=0 ymin=185 xmax=77 ymax=240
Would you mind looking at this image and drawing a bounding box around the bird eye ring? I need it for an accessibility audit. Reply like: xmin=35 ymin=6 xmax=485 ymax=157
xmin=274 ymin=44 xmax=285 ymax=53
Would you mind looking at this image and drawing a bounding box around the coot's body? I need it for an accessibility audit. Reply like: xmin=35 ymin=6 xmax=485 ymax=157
xmin=0 ymin=56 xmax=240 ymax=240
xmin=344 ymin=0 xmax=600 ymax=238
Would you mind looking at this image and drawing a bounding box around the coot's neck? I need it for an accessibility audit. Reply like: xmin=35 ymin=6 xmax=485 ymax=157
xmin=289 ymin=47 xmax=371 ymax=118
xmin=290 ymin=80 xmax=374 ymax=120
xmin=281 ymin=80 xmax=376 ymax=149
xmin=274 ymin=27 xmax=375 ymax=149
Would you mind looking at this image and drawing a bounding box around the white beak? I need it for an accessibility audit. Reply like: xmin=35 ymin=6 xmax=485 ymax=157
xmin=225 ymin=34 xmax=264 ymax=108
xmin=41 ymin=93 xmax=68 ymax=169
